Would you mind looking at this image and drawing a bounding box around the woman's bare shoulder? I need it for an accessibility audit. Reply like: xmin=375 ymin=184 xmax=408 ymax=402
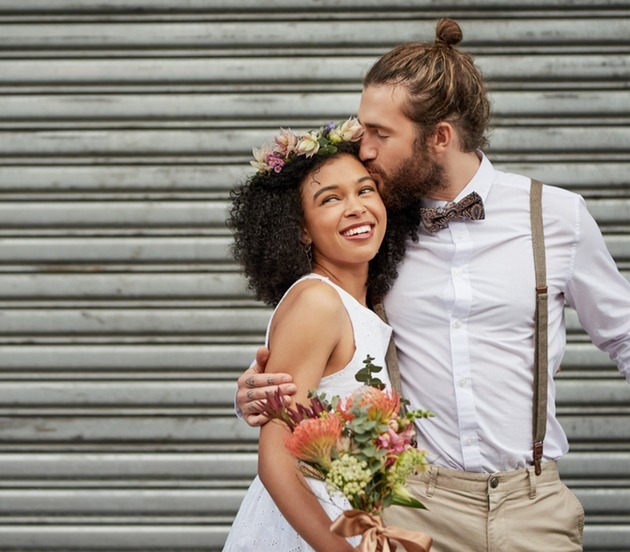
xmin=274 ymin=278 xmax=344 ymax=323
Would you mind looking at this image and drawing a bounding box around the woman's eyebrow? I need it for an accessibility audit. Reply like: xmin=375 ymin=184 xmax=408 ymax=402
xmin=312 ymin=176 xmax=375 ymax=200
xmin=312 ymin=184 xmax=338 ymax=201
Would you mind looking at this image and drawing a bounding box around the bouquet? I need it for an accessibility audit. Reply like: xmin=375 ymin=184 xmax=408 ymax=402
xmin=261 ymin=355 xmax=434 ymax=551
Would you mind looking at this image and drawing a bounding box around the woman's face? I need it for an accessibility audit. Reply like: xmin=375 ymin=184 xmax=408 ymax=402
xmin=301 ymin=154 xmax=386 ymax=272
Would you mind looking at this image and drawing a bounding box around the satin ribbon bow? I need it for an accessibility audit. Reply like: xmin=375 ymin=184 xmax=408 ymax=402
xmin=331 ymin=509 xmax=433 ymax=552
xmin=420 ymin=191 xmax=485 ymax=233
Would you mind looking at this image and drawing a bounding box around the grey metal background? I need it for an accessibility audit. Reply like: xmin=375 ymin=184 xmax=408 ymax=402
xmin=0 ymin=1 xmax=628 ymax=550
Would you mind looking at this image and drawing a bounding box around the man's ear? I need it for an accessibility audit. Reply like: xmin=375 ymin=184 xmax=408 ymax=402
xmin=428 ymin=121 xmax=454 ymax=154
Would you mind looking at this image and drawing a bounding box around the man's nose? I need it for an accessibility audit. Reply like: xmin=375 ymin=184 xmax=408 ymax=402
xmin=359 ymin=139 xmax=376 ymax=161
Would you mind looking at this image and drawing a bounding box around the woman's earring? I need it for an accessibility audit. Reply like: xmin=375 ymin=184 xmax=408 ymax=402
xmin=303 ymin=242 xmax=312 ymax=266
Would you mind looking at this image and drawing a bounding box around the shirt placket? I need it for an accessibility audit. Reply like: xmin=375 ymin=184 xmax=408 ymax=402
xmin=448 ymin=221 xmax=482 ymax=471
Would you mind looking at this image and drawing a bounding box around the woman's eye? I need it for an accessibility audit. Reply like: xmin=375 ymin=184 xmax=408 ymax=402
xmin=321 ymin=195 xmax=339 ymax=204
xmin=359 ymin=186 xmax=376 ymax=194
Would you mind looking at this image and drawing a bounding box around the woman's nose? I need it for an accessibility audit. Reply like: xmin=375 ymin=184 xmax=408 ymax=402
xmin=345 ymin=200 xmax=367 ymax=217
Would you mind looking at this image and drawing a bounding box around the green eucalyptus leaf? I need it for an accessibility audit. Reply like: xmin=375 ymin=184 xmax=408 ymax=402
xmin=392 ymin=495 xmax=428 ymax=509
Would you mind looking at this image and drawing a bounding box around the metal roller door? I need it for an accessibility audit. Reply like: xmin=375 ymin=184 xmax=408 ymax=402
xmin=0 ymin=1 xmax=628 ymax=550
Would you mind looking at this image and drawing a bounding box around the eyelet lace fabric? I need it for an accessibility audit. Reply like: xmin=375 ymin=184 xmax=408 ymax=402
xmin=223 ymin=477 xmax=360 ymax=551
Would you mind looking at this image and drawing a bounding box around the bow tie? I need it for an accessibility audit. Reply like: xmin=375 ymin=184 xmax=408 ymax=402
xmin=420 ymin=191 xmax=485 ymax=233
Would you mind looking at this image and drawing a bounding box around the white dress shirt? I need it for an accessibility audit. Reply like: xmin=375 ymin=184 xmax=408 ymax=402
xmin=384 ymin=153 xmax=630 ymax=473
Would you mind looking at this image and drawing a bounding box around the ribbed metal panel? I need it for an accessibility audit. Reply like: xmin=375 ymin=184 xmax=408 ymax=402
xmin=0 ymin=1 xmax=628 ymax=550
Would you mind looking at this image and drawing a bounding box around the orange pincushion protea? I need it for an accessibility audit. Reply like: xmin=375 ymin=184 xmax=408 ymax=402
xmin=338 ymin=386 xmax=401 ymax=424
xmin=285 ymin=412 xmax=343 ymax=471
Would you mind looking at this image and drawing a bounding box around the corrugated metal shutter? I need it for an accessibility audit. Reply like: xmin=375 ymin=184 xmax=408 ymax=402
xmin=0 ymin=1 xmax=628 ymax=550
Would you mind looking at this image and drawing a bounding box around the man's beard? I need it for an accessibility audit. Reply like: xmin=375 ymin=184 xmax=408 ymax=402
xmin=366 ymin=144 xmax=447 ymax=212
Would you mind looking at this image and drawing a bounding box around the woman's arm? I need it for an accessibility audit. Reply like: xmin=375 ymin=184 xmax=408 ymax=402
xmin=257 ymin=281 xmax=355 ymax=552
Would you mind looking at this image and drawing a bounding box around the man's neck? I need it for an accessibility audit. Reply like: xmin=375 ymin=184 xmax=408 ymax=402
xmin=428 ymin=150 xmax=482 ymax=202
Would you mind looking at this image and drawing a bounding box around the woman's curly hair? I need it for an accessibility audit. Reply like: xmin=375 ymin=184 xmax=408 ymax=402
xmin=227 ymin=142 xmax=419 ymax=307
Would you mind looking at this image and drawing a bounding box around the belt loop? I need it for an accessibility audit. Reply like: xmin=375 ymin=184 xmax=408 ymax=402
xmin=527 ymin=466 xmax=537 ymax=499
xmin=426 ymin=465 xmax=438 ymax=498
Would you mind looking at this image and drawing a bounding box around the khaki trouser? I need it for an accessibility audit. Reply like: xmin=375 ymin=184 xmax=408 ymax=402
xmin=383 ymin=461 xmax=584 ymax=552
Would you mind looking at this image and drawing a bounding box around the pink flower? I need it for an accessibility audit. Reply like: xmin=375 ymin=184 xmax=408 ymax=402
xmin=274 ymin=128 xmax=299 ymax=156
xmin=267 ymin=153 xmax=285 ymax=173
xmin=377 ymin=427 xmax=407 ymax=455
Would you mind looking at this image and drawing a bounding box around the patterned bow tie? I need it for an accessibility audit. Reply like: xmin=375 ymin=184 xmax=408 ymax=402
xmin=420 ymin=191 xmax=485 ymax=233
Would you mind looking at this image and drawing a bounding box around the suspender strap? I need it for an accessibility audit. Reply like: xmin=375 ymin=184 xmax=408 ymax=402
xmin=530 ymin=179 xmax=548 ymax=476
xmin=372 ymin=302 xmax=403 ymax=397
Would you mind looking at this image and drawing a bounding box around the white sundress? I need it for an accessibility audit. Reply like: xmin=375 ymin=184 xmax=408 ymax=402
xmin=223 ymin=273 xmax=393 ymax=551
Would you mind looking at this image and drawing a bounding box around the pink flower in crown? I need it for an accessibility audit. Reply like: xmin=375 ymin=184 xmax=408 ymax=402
xmin=267 ymin=153 xmax=286 ymax=173
xmin=297 ymin=130 xmax=321 ymax=158
xmin=274 ymin=128 xmax=299 ymax=157
xmin=285 ymin=412 xmax=343 ymax=470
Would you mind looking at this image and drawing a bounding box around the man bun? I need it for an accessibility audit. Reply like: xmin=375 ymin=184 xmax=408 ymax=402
xmin=435 ymin=18 xmax=463 ymax=47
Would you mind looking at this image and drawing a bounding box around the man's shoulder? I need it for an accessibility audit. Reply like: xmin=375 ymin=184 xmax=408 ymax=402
xmin=493 ymin=169 xmax=582 ymax=202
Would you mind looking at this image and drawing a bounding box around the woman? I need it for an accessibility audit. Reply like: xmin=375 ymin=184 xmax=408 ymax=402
xmin=222 ymin=118 xmax=412 ymax=551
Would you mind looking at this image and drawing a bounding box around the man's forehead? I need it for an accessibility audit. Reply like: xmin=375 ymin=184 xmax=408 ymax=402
xmin=359 ymin=87 xmax=408 ymax=125
xmin=359 ymin=118 xmax=396 ymax=133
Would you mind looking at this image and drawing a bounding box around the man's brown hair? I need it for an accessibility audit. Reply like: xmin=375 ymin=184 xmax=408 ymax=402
xmin=364 ymin=18 xmax=491 ymax=152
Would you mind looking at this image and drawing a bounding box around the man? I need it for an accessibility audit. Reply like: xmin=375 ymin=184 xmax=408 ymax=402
xmin=234 ymin=18 xmax=630 ymax=551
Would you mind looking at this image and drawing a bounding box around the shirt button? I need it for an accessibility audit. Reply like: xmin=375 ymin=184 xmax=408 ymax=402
xmin=453 ymin=320 xmax=461 ymax=329
xmin=465 ymin=438 xmax=473 ymax=446
xmin=490 ymin=477 xmax=499 ymax=489
xmin=459 ymin=379 xmax=469 ymax=388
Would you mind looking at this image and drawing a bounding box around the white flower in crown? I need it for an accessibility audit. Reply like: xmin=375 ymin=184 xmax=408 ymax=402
xmin=329 ymin=117 xmax=364 ymax=144
xmin=297 ymin=130 xmax=322 ymax=158
xmin=250 ymin=144 xmax=274 ymax=173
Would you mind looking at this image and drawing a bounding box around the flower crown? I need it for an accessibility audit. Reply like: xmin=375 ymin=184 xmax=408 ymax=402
xmin=250 ymin=117 xmax=364 ymax=175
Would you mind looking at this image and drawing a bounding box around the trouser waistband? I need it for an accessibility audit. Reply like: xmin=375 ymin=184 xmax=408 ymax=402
xmin=412 ymin=461 xmax=559 ymax=496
